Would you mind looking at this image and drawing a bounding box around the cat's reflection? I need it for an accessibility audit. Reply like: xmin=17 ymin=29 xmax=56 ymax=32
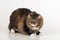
xmin=9 ymin=33 xmax=39 ymax=40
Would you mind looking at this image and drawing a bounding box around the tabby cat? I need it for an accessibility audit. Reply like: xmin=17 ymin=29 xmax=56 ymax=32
xmin=8 ymin=8 xmax=43 ymax=35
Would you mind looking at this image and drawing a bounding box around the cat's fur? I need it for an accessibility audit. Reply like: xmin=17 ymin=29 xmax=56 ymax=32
xmin=8 ymin=8 xmax=43 ymax=35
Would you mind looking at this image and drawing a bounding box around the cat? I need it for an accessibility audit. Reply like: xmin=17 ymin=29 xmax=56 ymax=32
xmin=8 ymin=8 xmax=43 ymax=35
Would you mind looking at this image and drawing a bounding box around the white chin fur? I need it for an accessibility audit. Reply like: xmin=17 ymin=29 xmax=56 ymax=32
xmin=10 ymin=29 xmax=15 ymax=34
xmin=31 ymin=24 xmax=36 ymax=26
xmin=32 ymin=27 xmax=39 ymax=30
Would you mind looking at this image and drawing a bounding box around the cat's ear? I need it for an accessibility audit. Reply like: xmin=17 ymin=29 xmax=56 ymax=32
xmin=28 ymin=13 xmax=33 ymax=18
xmin=38 ymin=16 xmax=41 ymax=19
xmin=28 ymin=15 xmax=31 ymax=18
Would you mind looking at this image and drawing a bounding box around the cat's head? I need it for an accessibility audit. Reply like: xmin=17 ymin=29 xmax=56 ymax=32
xmin=26 ymin=12 xmax=41 ymax=30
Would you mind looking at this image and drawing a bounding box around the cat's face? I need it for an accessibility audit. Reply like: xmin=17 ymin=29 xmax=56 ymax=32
xmin=26 ymin=13 xmax=41 ymax=30
xmin=28 ymin=16 xmax=38 ymax=27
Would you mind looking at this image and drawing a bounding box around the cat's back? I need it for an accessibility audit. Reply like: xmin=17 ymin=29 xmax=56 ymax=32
xmin=11 ymin=8 xmax=31 ymax=17
xmin=10 ymin=8 xmax=31 ymax=21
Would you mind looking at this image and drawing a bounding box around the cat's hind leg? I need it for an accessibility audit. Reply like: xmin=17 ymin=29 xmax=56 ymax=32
xmin=8 ymin=24 xmax=15 ymax=33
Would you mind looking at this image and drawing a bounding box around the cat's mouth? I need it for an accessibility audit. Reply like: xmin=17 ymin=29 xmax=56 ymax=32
xmin=30 ymin=23 xmax=38 ymax=26
xmin=28 ymin=23 xmax=39 ymax=30
xmin=31 ymin=24 xmax=36 ymax=26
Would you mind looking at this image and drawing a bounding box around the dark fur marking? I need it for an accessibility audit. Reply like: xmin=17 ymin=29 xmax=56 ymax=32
xmin=18 ymin=8 xmax=31 ymax=17
xmin=15 ymin=31 xmax=20 ymax=33
xmin=30 ymin=12 xmax=39 ymax=19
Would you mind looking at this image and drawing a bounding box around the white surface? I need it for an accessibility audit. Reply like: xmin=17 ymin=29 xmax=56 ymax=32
xmin=0 ymin=0 xmax=60 ymax=40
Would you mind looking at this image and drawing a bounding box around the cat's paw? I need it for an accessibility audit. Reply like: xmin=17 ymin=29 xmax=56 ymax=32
xmin=10 ymin=29 xmax=15 ymax=34
xmin=36 ymin=31 xmax=40 ymax=35
xmin=30 ymin=34 xmax=35 ymax=38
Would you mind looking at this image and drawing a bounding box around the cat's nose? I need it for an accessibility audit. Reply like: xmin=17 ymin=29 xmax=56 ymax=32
xmin=32 ymin=22 xmax=35 ymax=24
xmin=33 ymin=23 xmax=35 ymax=25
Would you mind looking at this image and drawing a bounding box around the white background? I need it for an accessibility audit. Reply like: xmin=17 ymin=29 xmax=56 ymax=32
xmin=0 ymin=0 xmax=60 ymax=40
